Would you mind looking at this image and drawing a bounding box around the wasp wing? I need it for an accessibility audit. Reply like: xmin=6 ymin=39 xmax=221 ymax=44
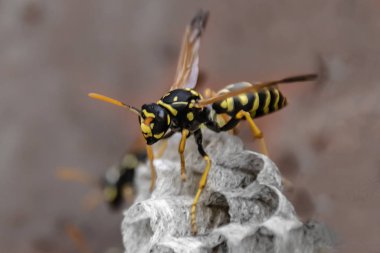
xmin=197 ymin=74 xmax=318 ymax=106
xmin=170 ymin=10 xmax=209 ymax=91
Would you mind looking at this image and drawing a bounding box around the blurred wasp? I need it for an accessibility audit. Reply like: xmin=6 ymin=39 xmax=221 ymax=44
xmin=88 ymin=10 xmax=318 ymax=234
xmin=56 ymin=144 xmax=147 ymax=211
xmin=100 ymin=150 xmax=145 ymax=209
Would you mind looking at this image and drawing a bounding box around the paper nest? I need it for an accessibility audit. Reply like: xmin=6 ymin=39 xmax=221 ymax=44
xmin=122 ymin=130 xmax=334 ymax=253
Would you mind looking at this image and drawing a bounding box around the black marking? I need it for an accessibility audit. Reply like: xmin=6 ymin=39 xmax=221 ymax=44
xmin=255 ymin=88 xmax=268 ymax=117
xmin=268 ymin=88 xmax=277 ymax=113
xmin=243 ymin=92 xmax=255 ymax=112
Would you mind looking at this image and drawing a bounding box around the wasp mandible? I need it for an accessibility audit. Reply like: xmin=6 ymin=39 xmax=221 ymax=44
xmin=88 ymin=10 xmax=318 ymax=234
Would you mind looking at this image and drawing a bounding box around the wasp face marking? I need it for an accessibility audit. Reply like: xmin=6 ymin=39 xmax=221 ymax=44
xmin=157 ymin=100 xmax=178 ymax=116
xmin=140 ymin=103 xmax=170 ymax=145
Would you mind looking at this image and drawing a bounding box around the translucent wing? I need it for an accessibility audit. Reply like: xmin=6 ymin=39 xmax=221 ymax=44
xmin=196 ymin=74 xmax=318 ymax=106
xmin=170 ymin=10 xmax=209 ymax=91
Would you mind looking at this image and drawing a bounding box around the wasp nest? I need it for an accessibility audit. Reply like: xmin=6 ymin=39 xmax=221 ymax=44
xmin=122 ymin=130 xmax=334 ymax=253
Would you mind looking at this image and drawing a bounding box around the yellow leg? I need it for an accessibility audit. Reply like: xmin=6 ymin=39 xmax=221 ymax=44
xmin=240 ymin=112 xmax=293 ymax=189
xmin=179 ymin=129 xmax=189 ymax=181
xmin=146 ymin=145 xmax=156 ymax=192
xmin=191 ymin=155 xmax=211 ymax=235
xmin=156 ymin=139 xmax=168 ymax=158
xmin=241 ymin=111 xmax=269 ymax=156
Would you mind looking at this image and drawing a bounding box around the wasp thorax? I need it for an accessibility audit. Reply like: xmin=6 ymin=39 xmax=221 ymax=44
xmin=140 ymin=103 xmax=170 ymax=145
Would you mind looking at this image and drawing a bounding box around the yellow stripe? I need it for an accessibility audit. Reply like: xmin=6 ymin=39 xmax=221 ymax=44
xmin=263 ymin=89 xmax=271 ymax=114
xmin=226 ymin=97 xmax=234 ymax=112
xmin=140 ymin=123 xmax=152 ymax=136
xmin=220 ymin=100 xmax=227 ymax=109
xmin=172 ymin=102 xmax=188 ymax=105
xmin=273 ymin=89 xmax=280 ymax=111
xmin=157 ymin=100 xmax=178 ymax=116
xmin=154 ymin=132 xmax=165 ymax=139
xmin=250 ymin=92 xmax=259 ymax=117
xmin=190 ymin=89 xmax=199 ymax=96
xmin=238 ymin=94 xmax=248 ymax=106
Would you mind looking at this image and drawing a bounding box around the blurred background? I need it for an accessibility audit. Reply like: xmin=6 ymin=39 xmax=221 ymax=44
xmin=1 ymin=0 xmax=380 ymax=252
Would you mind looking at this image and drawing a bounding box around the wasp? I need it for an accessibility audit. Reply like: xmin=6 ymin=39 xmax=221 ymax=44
xmin=56 ymin=147 xmax=146 ymax=211
xmin=88 ymin=10 xmax=318 ymax=234
xmin=101 ymin=150 xmax=146 ymax=210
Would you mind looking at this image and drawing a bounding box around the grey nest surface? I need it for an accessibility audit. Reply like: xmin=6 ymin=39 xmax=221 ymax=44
xmin=122 ymin=130 xmax=334 ymax=253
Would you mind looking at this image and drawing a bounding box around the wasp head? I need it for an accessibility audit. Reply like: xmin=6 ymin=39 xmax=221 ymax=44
xmin=140 ymin=103 xmax=170 ymax=145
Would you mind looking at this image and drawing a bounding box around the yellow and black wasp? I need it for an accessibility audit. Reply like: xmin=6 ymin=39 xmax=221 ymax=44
xmin=88 ymin=10 xmax=318 ymax=234
xmin=100 ymin=150 xmax=145 ymax=209
xmin=56 ymin=147 xmax=146 ymax=211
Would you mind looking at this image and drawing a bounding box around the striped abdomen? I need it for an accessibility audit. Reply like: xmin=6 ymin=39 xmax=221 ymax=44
xmin=212 ymin=82 xmax=288 ymax=119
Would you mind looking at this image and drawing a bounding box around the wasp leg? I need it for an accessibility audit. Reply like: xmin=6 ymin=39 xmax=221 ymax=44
xmin=146 ymin=145 xmax=156 ymax=192
xmin=191 ymin=129 xmax=211 ymax=235
xmin=179 ymin=129 xmax=190 ymax=181
xmin=238 ymin=112 xmax=293 ymax=189
xmin=238 ymin=111 xmax=269 ymax=156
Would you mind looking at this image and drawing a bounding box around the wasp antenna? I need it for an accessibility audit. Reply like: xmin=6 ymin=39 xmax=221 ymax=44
xmin=88 ymin=93 xmax=141 ymax=116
